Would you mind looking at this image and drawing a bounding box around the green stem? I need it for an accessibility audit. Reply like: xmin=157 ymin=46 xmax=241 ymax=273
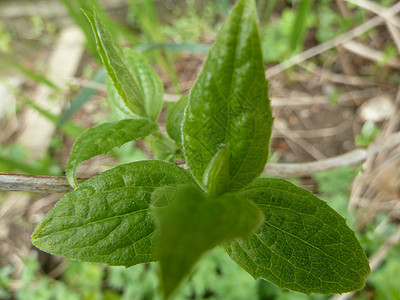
xmin=152 ymin=130 xmax=177 ymax=152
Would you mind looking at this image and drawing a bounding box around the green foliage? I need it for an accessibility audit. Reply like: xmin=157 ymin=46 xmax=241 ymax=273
xmin=60 ymin=0 xmax=138 ymax=59
xmin=182 ymin=0 xmax=273 ymax=193
xmin=32 ymin=161 xmax=195 ymax=267
xmin=315 ymin=0 xmax=365 ymax=43
xmin=0 ymin=144 xmax=61 ymax=176
xmin=107 ymin=247 xmax=261 ymax=299
xmin=166 ymin=95 xmax=188 ymax=146
xmin=13 ymin=256 xmax=106 ymax=300
xmin=127 ymin=0 xmax=180 ymax=93
xmin=106 ymin=77 xmax=136 ymax=120
xmin=315 ymin=166 xmax=357 ymax=196
xmin=356 ymin=122 xmax=380 ymax=147
xmin=153 ymin=184 xmax=263 ymax=298
xmin=161 ymin=0 xmax=217 ymax=43
xmin=66 ymin=118 xmax=158 ymax=187
xmin=84 ymin=10 xmax=149 ymax=119
xmin=260 ymin=0 xmax=369 ymax=63
xmin=0 ymin=265 xmax=12 ymax=299
xmin=6 ymin=59 xmax=59 ymax=91
xmin=368 ymin=246 xmax=400 ymax=300
xmin=289 ymin=0 xmax=314 ymax=53
xmin=261 ymin=8 xmax=315 ymax=62
xmin=0 ymin=21 xmax=12 ymax=54
xmin=226 ymin=178 xmax=370 ymax=295
xmin=1 ymin=81 xmax=84 ymax=139
xmin=32 ymin=0 xmax=370 ymax=298
xmin=123 ymin=48 xmax=164 ymax=121
xmin=202 ymin=144 xmax=230 ymax=198
xmin=84 ymin=8 xmax=164 ymax=121
xmin=379 ymin=44 xmax=398 ymax=67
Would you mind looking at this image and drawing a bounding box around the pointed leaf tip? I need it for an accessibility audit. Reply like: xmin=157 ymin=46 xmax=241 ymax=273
xmin=153 ymin=184 xmax=264 ymax=298
xmin=182 ymin=0 xmax=273 ymax=193
xmin=225 ymin=178 xmax=371 ymax=295
xmin=66 ymin=118 xmax=157 ymax=188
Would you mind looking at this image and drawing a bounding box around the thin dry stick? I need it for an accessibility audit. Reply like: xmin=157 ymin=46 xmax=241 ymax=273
xmin=264 ymin=149 xmax=367 ymax=177
xmin=274 ymin=120 xmax=352 ymax=138
xmin=387 ymin=21 xmax=400 ymax=52
xmin=163 ymin=88 xmax=379 ymax=105
xmin=336 ymin=0 xmax=352 ymax=17
xmin=1 ymin=132 xmax=399 ymax=193
xmin=69 ymin=78 xmax=107 ymax=92
xmin=271 ymin=88 xmax=379 ymax=107
xmin=342 ymin=40 xmax=400 ymax=68
xmin=265 ymin=1 xmax=400 ymax=77
xmin=345 ymin=0 xmax=400 ymax=29
xmin=265 ymin=131 xmax=400 ymax=177
xmin=299 ymin=62 xmax=376 ymax=86
xmin=383 ymin=87 xmax=400 ymax=137
xmin=274 ymin=128 xmax=327 ymax=160
xmin=0 ymin=173 xmax=86 ymax=193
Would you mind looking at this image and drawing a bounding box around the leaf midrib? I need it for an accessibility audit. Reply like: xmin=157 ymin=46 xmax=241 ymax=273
xmin=34 ymin=207 xmax=149 ymax=238
xmin=260 ymin=218 xmax=363 ymax=276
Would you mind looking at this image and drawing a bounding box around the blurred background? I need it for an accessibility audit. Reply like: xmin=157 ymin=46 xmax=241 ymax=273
xmin=1 ymin=0 xmax=400 ymax=299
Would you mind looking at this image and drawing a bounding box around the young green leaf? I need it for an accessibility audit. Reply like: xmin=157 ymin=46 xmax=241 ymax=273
xmin=124 ymin=49 xmax=164 ymax=121
xmin=182 ymin=0 xmax=273 ymax=193
xmin=83 ymin=9 xmax=146 ymax=118
xmin=152 ymin=184 xmax=264 ymax=299
xmin=225 ymin=178 xmax=371 ymax=295
xmin=289 ymin=0 xmax=313 ymax=53
xmin=151 ymin=185 xmax=178 ymax=207
xmin=202 ymin=143 xmax=230 ymax=198
xmin=66 ymin=118 xmax=158 ymax=188
xmin=107 ymin=76 xmax=137 ymax=119
xmin=166 ymin=95 xmax=188 ymax=145
xmin=32 ymin=161 xmax=196 ymax=267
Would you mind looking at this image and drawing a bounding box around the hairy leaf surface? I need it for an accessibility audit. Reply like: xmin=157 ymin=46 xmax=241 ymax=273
xmin=182 ymin=0 xmax=273 ymax=193
xmin=202 ymin=143 xmax=230 ymax=198
xmin=32 ymin=161 xmax=195 ymax=267
xmin=124 ymin=49 xmax=164 ymax=121
xmin=107 ymin=77 xmax=136 ymax=119
xmin=225 ymin=178 xmax=371 ymax=295
xmin=83 ymin=10 xmax=146 ymax=118
xmin=66 ymin=118 xmax=157 ymax=188
xmin=166 ymin=95 xmax=188 ymax=145
xmin=152 ymin=184 xmax=264 ymax=299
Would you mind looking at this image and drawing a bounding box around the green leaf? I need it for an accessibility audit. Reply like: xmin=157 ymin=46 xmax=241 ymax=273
xmin=202 ymin=143 xmax=230 ymax=198
xmin=289 ymin=0 xmax=313 ymax=53
xmin=83 ymin=9 xmax=146 ymax=118
xmin=355 ymin=121 xmax=380 ymax=147
xmin=182 ymin=0 xmax=273 ymax=193
xmin=225 ymin=178 xmax=371 ymax=295
xmin=166 ymin=95 xmax=188 ymax=145
xmin=66 ymin=118 xmax=158 ymax=188
xmin=152 ymin=184 xmax=264 ymax=299
xmin=124 ymin=48 xmax=164 ymax=121
xmin=32 ymin=160 xmax=195 ymax=267
xmin=106 ymin=76 xmax=136 ymax=120
xmin=151 ymin=185 xmax=178 ymax=207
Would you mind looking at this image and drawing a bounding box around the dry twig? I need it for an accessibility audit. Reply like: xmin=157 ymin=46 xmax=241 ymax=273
xmin=265 ymin=1 xmax=400 ymax=77
xmin=0 ymin=173 xmax=85 ymax=193
xmin=1 ymin=132 xmax=399 ymax=193
xmin=345 ymin=0 xmax=400 ymax=29
xmin=342 ymin=40 xmax=400 ymax=68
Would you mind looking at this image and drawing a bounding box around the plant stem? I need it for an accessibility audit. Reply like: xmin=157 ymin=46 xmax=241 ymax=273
xmin=0 ymin=173 xmax=86 ymax=193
